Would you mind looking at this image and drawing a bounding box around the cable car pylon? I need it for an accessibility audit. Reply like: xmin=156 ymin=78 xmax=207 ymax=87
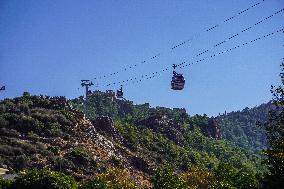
xmin=81 ymin=80 xmax=93 ymax=101
xmin=81 ymin=80 xmax=94 ymax=115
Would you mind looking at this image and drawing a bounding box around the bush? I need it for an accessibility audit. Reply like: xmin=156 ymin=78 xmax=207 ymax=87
xmin=47 ymin=146 xmax=60 ymax=155
xmin=0 ymin=128 xmax=19 ymax=138
xmin=27 ymin=131 xmax=39 ymax=141
xmin=209 ymin=181 xmax=236 ymax=189
xmin=68 ymin=147 xmax=94 ymax=166
xmin=109 ymin=156 xmax=122 ymax=167
xmin=80 ymin=177 xmax=115 ymax=189
xmin=49 ymin=123 xmax=63 ymax=137
xmin=0 ymin=117 xmax=9 ymax=128
xmin=14 ymin=155 xmax=29 ymax=170
xmin=152 ymin=166 xmax=187 ymax=189
xmin=0 ymin=145 xmax=23 ymax=157
xmin=212 ymin=163 xmax=259 ymax=189
xmin=0 ymin=178 xmax=13 ymax=189
xmin=12 ymin=169 xmax=78 ymax=189
xmin=53 ymin=157 xmax=75 ymax=172
xmin=99 ymin=168 xmax=142 ymax=189
xmin=181 ymin=167 xmax=214 ymax=189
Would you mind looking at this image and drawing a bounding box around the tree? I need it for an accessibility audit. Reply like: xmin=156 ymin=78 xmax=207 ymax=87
xmin=210 ymin=162 xmax=259 ymax=189
xmin=152 ymin=166 xmax=187 ymax=189
xmin=262 ymin=60 xmax=284 ymax=188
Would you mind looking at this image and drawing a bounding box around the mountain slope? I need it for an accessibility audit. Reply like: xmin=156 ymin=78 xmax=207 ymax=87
xmin=216 ymin=102 xmax=273 ymax=153
xmin=71 ymin=91 xmax=266 ymax=172
xmin=0 ymin=92 xmax=269 ymax=188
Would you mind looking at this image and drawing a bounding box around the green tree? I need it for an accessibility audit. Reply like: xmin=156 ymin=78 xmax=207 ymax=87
xmin=212 ymin=163 xmax=259 ymax=189
xmin=262 ymin=61 xmax=284 ymax=188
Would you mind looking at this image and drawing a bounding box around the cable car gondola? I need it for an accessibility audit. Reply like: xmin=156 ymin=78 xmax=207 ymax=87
xmin=116 ymin=85 xmax=124 ymax=98
xmin=171 ymin=64 xmax=185 ymax=90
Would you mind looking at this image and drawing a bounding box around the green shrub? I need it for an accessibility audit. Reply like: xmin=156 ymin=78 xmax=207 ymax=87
xmin=212 ymin=163 xmax=259 ymax=189
xmin=47 ymin=146 xmax=60 ymax=155
xmin=80 ymin=177 xmax=115 ymax=189
xmin=12 ymin=169 xmax=78 ymax=189
xmin=209 ymin=181 xmax=236 ymax=189
xmin=0 ymin=178 xmax=13 ymax=189
xmin=0 ymin=116 xmax=9 ymax=128
xmin=109 ymin=156 xmax=122 ymax=167
xmin=181 ymin=167 xmax=214 ymax=189
xmin=53 ymin=157 xmax=75 ymax=172
xmin=0 ymin=128 xmax=19 ymax=138
xmin=27 ymin=131 xmax=39 ymax=141
xmin=49 ymin=123 xmax=63 ymax=137
xmin=68 ymin=147 xmax=94 ymax=166
xmin=98 ymin=168 xmax=141 ymax=189
xmin=152 ymin=166 xmax=186 ymax=189
xmin=14 ymin=155 xmax=29 ymax=170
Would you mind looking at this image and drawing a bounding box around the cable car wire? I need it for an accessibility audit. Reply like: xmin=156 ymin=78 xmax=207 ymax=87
xmin=177 ymin=28 xmax=284 ymax=69
xmin=184 ymin=8 xmax=284 ymax=62
xmin=94 ymin=0 xmax=266 ymax=81
xmin=105 ymin=28 xmax=284 ymax=87
xmin=104 ymin=7 xmax=284 ymax=86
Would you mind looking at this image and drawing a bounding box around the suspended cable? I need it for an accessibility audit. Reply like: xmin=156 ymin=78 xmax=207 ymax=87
xmin=177 ymin=28 xmax=284 ymax=68
xmin=104 ymin=7 xmax=284 ymax=86
xmin=106 ymin=28 xmax=284 ymax=87
xmin=94 ymin=0 xmax=266 ymax=81
xmin=195 ymin=7 xmax=284 ymax=58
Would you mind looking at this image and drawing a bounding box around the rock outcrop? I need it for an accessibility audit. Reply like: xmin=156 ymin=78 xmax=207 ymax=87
xmin=137 ymin=115 xmax=185 ymax=144
xmin=200 ymin=118 xmax=222 ymax=139
xmin=92 ymin=116 xmax=124 ymax=142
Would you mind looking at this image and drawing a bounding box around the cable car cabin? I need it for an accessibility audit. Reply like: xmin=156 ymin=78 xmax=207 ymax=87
xmin=171 ymin=71 xmax=185 ymax=90
xmin=116 ymin=86 xmax=124 ymax=98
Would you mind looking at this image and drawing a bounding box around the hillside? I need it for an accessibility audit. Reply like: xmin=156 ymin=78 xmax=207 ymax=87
xmin=0 ymin=91 xmax=270 ymax=188
xmin=216 ymin=102 xmax=273 ymax=153
xmin=72 ymin=90 xmax=272 ymax=154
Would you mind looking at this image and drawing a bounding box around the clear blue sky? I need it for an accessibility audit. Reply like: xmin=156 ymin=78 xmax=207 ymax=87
xmin=0 ymin=0 xmax=283 ymax=116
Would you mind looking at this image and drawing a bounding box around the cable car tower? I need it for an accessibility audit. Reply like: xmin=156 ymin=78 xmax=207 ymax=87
xmin=81 ymin=80 xmax=93 ymax=116
xmin=81 ymin=80 xmax=93 ymax=101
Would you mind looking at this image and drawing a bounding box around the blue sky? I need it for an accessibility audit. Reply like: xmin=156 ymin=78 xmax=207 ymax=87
xmin=0 ymin=0 xmax=283 ymax=116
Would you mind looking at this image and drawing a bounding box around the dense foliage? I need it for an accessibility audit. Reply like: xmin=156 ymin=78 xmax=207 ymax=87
xmin=217 ymin=103 xmax=272 ymax=154
xmin=0 ymin=90 xmax=275 ymax=188
xmin=11 ymin=169 xmax=77 ymax=189
xmin=261 ymin=62 xmax=284 ymax=188
xmin=0 ymin=93 xmax=97 ymax=178
xmin=71 ymin=92 xmax=265 ymax=173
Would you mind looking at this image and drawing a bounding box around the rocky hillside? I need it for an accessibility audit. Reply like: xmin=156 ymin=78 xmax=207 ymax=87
xmin=0 ymin=92 xmax=269 ymax=188
xmin=73 ymin=90 xmax=270 ymax=153
xmin=0 ymin=93 xmax=152 ymax=185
